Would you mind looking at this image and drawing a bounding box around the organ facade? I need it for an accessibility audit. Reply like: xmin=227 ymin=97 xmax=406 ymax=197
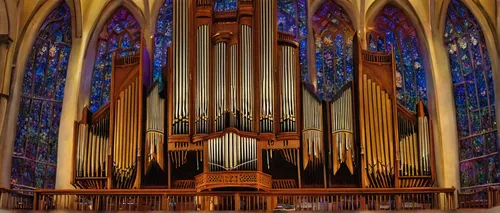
xmin=71 ymin=0 xmax=437 ymax=192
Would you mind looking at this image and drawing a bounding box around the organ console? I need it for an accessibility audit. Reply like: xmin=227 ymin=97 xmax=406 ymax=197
xmin=71 ymin=0 xmax=436 ymax=192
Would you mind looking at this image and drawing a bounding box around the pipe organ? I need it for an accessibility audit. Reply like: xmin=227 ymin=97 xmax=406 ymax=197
xmin=330 ymin=84 xmax=355 ymax=175
xmin=145 ymin=83 xmax=165 ymax=173
xmin=70 ymin=0 xmax=437 ymax=192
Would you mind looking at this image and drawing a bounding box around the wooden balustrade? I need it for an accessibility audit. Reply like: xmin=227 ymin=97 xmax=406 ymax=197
xmin=361 ymin=51 xmax=392 ymax=64
xmin=30 ymin=187 xmax=455 ymax=211
xmin=0 ymin=187 xmax=34 ymax=210
xmin=458 ymin=186 xmax=500 ymax=208
xmin=195 ymin=171 xmax=272 ymax=192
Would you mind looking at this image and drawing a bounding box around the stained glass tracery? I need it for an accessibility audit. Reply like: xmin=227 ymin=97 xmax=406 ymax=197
xmin=214 ymin=0 xmax=237 ymax=12
xmin=444 ymin=0 xmax=499 ymax=188
xmin=368 ymin=5 xmax=427 ymax=112
xmin=277 ymin=0 xmax=308 ymax=82
xmin=313 ymin=1 xmax=354 ymax=101
xmin=11 ymin=2 xmax=71 ymax=190
xmin=154 ymin=0 xmax=173 ymax=91
xmin=90 ymin=8 xmax=141 ymax=112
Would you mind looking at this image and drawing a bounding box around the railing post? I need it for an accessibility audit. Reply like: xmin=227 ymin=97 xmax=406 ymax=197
xmin=235 ymin=193 xmax=240 ymax=211
xmin=360 ymin=196 xmax=366 ymax=210
xmin=395 ymin=195 xmax=402 ymax=210
xmin=32 ymin=192 xmax=38 ymax=211
xmin=161 ymin=194 xmax=168 ymax=211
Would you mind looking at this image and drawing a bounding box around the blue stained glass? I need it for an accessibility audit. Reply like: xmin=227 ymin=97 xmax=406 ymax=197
xmin=11 ymin=2 xmax=71 ymax=190
xmin=315 ymin=37 xmax=324 ymax=98
xmin=314 ymin=0 xmax=353 ymax=100
xmin=371 ymin=5 xmax=427 ymax=112
xmin=334 ymin=34 xmax=345 ymax=91
xmin=447 ymin=0 xmax=499 ymax=188
xmin=299 ymin=40 xmax=309 ymax=82
xmin=153 ymin=0 xmax=173 ymax=91
xmin=214 ymin=0 xmax=237 ymax=12
xmin=90 ymin=7 xmax=141 ymax=112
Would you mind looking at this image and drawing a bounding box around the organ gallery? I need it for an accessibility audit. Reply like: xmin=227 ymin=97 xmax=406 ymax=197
xmin=0 ymin=0 xmax=499 ymax=211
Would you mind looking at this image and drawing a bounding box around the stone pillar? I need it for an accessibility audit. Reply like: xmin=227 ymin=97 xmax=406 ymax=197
xmin=0 ymin=34 xmax=13 ymax=188
xmin=55 ymin=37 xmax=84 ymax=189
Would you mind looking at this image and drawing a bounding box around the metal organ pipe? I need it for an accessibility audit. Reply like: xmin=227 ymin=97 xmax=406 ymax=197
xmin=214 ymin=42 xmax=227 ymax=132
xmin=230 ymin=44 xmax=237 ymax=128
xmin=208 ymin=133 xmax=257 ymax=171
xmin=112 ymin=79 xmax=139 ymax=189
xmin=76 ymin=112 xmax=109 ymax=179
xmin=280 ymin=46 xmax=296 ymax=132
xmin=196 ymin=25 xmax=209 ymax=134
xmin=240 ymin=25 xmax=253 ymax=132
xmin=173 ymin=0 xmax=189 ymax=134
xmin=331 ymin=86 xmax=355 ymax=175
xmin=260 ymin=0 xmax=274 ymax=133
xmin=145 ymin=84 xmax=165 ymax=173
xmin=302 ymin=86 xmax=323 ymax=170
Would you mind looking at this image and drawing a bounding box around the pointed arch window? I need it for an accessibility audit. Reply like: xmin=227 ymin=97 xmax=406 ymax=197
xmin=312 ymin=1 xmax=354 ymax=100
xmin=444 ymin=0 xmax=499 ymax=189
xmin=89 ymin=8 xmax=141 ymax=112
xmin=368 ymin=5 xmax=427 ymax=112
xmin=10 ymin=3 xmax=72 ymax=190
xmin=153 ymin=0 xmax=173 ymax=90
xmin=277 ymin=0 xmax=309 ymax=82
xmin=214 ymin=0 xmax=237 ymax=12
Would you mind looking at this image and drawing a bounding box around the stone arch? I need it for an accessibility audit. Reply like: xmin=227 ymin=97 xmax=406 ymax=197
xmin=0 ymin=0 xmax=77 ymax=188
xmin=78 ymin=0 xmax=147 ymax=109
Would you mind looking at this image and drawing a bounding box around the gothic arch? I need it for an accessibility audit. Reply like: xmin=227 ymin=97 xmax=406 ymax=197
xmin=438 ymin=1 xmax=500 ymax=133
xmin=0 ymin=0 xmax=76 ymax=188
xmin=79 ymin=0 xmax=146 ymax=110
xmin=365 ymin=1 xmax=433 ymax=113
xmin=309 ymin=0 xmax=359 ymax=33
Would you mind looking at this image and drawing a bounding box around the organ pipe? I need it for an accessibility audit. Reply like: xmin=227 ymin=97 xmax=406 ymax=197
xmin=331 ymin=85 xmax=355 ymax=175
xmin=208 ymin=133 xmax=257 ymax=171
xmin=214 ymin=42 xmax=227 ymax=132
xmin=280 ymin=45 xmax=297 ymax=132
xmin=302 ymin=85 xmax=323 ymax=170
xmin=172 ymin=0 xmax=189 ymax=134
xmin=145 ymin=83 xmax=165 ymax=173
xmin=240 ymin=25 xmax=253 ymax=132
xmin=260 ymin=0 xmax=275 ymax=133
xmin=196 ymin=25 xmax=209 ymax=134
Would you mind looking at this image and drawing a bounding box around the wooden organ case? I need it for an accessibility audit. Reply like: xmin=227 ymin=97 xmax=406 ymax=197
xmin=71 ymin=0 xmax=437 ymax=192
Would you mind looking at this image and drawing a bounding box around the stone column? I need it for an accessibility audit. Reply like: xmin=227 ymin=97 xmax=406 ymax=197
xmin=0 ymin=34 xmax=13 ymax=188
xmin=55 ymin=37 xmax=84 ymax=189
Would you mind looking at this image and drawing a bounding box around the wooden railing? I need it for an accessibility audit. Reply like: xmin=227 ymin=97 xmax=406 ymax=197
xmin=30 ymin=187 xmax=455 ymax=211
xmin=195 ymin=171 xmax=272 ymax=192
xmin=361 ymin=51 xmax=392 ymax=64
xmin=458 ymin=186 xmax=500 ymax=208
xmin=0 ymin=187 xmax=34 ymax=210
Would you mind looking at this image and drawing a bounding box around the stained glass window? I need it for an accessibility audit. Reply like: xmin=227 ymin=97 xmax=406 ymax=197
xmin=89 ymin=8 xmax=141 ymax=112
xmin=367 ymin=5 xmax=427 ymax=112
xmin=312 ymin=0 xmax=354 ymax=101
xmin=277 ymin=0 xmax=309 ymax=82
xmin=444 ymin=0 xmax=499 ymax=189
xmin=214 ymin=0 xmax=237 ymax=12
xmin=154 ymin=0 xmax=173 ymax=91
xmin=10 ymin=2 xmax=71 ymax=190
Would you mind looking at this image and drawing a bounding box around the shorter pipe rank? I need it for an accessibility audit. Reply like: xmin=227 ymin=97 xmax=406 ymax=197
xmin=302 ymin=85 xmax=323 ymax=170
xmin=331 ymin=86 xmax=355 ymax=175
xmin=145 ymin=83 xmax=165 ymax=174
xmin=208 ymin=132 xmax=257 ymax=171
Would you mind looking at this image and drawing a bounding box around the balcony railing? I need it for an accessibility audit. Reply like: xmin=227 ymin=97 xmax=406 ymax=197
xmin=195 ymin=171 xmax=272 ymax=192
xmin=30 ymin=187 xmax=455 ymax=211
xmin=0 ymin=187 xmax=33 ymax=210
